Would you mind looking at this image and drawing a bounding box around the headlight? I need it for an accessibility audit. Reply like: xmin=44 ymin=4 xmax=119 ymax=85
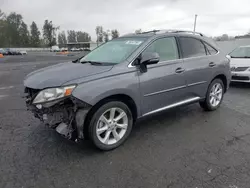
xmin=33 ymin=85 xmax=76 ymax=104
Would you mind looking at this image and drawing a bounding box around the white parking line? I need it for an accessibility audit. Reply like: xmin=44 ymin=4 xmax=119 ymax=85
xmin=0 ymin=95 xmax=8 ymax=99
xmin=0 ymin=86 xmax=14 ymax=90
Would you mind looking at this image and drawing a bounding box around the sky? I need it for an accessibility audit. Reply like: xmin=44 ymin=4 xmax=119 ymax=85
xmin=1 ymin=0 xmax=250 ymax=40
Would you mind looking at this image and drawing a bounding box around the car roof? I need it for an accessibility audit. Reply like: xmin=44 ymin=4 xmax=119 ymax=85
xmin=121 ymin=30 xmax=204 ymax=37
xmin=120 ymin=30 xmax=218 ymax=49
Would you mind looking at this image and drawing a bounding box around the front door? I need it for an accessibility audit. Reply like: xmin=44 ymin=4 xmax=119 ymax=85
xmin=138 ymin=37 xmax=187 ymax=116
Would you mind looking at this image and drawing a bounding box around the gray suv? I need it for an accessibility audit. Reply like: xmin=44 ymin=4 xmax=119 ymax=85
xmin=24 ymin=30 xmax=231 ymax=150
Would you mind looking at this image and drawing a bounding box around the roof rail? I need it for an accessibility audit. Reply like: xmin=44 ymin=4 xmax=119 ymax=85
xmin=137 ymin=29 xmax=204 ymax=36
xmin=169 ymin=30 xmax=204 ymax=36
xmin=141 ymin=30 xmax=161 ymax=34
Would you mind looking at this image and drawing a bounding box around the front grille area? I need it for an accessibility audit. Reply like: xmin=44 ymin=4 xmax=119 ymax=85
xmin=231 ymin=67 xmax=249 ymax=72
xmin=24 ymin=87 xmax=40 ymax=98
xmin=232 ymin=76 xmax=250 ymax=81
xmin=24 ymin=87 xmax=41 ymax=104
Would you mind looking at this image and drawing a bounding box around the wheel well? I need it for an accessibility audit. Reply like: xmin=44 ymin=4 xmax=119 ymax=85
xmin=83 ymin=94 xmax=138 ymax=139
xmin=213 ymin=74 xmax=227 ymax=92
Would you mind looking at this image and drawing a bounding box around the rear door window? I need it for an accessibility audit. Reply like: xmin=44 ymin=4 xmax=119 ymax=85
xmin=179 ymin=37 xmax=206 ymax=58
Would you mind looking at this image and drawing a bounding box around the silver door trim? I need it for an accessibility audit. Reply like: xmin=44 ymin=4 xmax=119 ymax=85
xmin=144 ymin=85 xmax=186 ymax=97
xmin=187 ymin=81 xmax=207 ymax=87
xmin=142 ymin=97 xmax=201 ymax=117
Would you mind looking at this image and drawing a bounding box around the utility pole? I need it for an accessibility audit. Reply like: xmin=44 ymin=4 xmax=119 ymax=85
xmin=193 ymin=14 xmax=198 ymax=32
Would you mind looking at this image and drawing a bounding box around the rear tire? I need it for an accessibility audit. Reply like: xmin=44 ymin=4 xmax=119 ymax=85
xmin=88 ymin=101 xmax=133 ymax=151
xmin=200 ymin=79 xmax=225 ymax=111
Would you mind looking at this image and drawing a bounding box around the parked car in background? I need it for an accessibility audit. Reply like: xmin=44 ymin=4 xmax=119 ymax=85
xmin=20 ymin=50 xmax=27 ymax=55
xmin=24 ymin=30 xmax=231 ymax=150
xmin=70 ymin=47 xmax=79 ymax=52
xmin=0 ymin=49 xmax=8 ymax=55
xmin=4 ymin=49 xmax=14 ymax=55
xmin=4 ymin=49 xmax=21 ymax=55
xmin=60 ymin=48 xmax=68 ymax=52
xmin=229 ymin=45 xmax=250 ymax=83
xmin=50 ymin=46 xmax=60 ymax=52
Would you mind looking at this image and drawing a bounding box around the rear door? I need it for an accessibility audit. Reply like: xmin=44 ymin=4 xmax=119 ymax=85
xmin=138 ymin=37 xmax=187 ymax=116
xmin=178 ymin=37 xmax=218 ymax=99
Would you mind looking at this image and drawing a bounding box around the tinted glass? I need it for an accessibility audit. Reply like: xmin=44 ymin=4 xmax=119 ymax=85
xmin=204 ymin=42 xmax=218 ymax=55
xmin=143 ymin=37 xmax=179 ymax=62
xmin=230 ymin=47 xmax=250 ymax=58
xmin=81 ymin=38 xmax=146 ymax=64
xmin=179 ymin=37 xmax=206 ymax=58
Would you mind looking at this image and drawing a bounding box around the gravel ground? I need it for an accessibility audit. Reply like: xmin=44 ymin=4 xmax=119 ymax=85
xmin=0 ymin=54 xmax=250 ymax=188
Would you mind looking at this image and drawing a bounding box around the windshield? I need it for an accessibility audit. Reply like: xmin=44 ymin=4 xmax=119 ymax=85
xmin=80 ymin=38 xmax=146 ymax=64
xmin=230 ymin=47 xmax=250 ymax=58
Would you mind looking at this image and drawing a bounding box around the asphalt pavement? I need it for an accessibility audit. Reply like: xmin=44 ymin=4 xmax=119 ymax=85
xmin=0 ymin=53 xmax=250 ymax=188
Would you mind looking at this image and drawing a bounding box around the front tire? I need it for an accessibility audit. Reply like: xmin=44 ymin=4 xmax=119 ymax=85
xmin=89 ymin=101 xmax=133 ymax=151
xmin=200 ymin=79 xmax=225 ymax=111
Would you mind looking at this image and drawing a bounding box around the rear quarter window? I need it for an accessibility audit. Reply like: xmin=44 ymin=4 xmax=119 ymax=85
xmin=179 ymin=37 xmax=206 ymax=58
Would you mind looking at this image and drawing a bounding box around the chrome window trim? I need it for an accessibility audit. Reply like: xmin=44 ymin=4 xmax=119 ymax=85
xmin=128 ymin=37 xmax=220 ymax=68
xmin=142 ymin=97 xmax=201 ymax=117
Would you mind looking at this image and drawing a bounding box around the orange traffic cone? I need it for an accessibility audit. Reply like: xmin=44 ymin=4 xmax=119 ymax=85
xmin=0 ymin=54 xmax=4 ymax=58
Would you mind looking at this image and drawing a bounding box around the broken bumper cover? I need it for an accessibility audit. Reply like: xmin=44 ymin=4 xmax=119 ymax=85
xmin=25 ymin=87 xmax=91 ymax=141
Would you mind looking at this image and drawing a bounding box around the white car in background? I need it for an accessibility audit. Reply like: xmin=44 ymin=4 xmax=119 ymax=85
xmin=20 ymin=50 xmax=27 ymax=55
xmin=50 ymin=45 xmax=60 ymax=52
xmin=229 ymin=46 xmax=250 ymax=83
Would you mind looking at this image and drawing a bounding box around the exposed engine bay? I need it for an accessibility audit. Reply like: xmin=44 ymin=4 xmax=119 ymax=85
xmin=25 ymin=87 xmax=91 ymax=141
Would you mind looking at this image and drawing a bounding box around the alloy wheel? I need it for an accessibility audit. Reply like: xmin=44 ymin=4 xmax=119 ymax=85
xmin=96 ymin=107 xmax=128 ymax=145
xmin=209 ymin=83 xmax=223 ymax=107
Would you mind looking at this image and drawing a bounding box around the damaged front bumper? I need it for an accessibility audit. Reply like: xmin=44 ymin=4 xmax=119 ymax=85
xmin=25 ymin=87 xmax=91 ymax=141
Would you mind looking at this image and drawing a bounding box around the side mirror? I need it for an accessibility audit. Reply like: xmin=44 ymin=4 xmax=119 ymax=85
xmin=135 ymin=52 xmax=160 ymax=72
xmin=226 ymin=55 xmax=231 ymax=59
xmin=141 ymin=52 xmax=160 ymax=65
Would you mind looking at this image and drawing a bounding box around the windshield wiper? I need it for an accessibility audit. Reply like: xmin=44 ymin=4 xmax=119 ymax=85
xmin=81 ymin=61 xmax=102 ymax=65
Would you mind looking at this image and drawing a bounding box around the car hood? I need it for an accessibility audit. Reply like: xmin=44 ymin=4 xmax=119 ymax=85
xmin=230 ymin=58 xmax=250 ymax=67
xmin=24 ymin=62 xmax=113 ymax=89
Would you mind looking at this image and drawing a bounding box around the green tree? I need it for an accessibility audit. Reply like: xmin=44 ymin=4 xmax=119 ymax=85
xmin=0 ymin=9 xmax=8 ymax=47
xmin=0 ymin=9 xmax=4 ymax=19
xmin=43 ymin=20 xmax=58 ymax=46
xmin=6 ymin=12 xmax=23 ymax=47
xmin=58 ymin=31 xmax=67 ymax=45
xmin=111 ymin=29 xmax=119 ymax=39
xmin=30 ymin=21 xmax=40 ymax=47
xmin=95 ymin=26 xmax=103 ymax=43
xmin=76 ymin=31 xmax=91 ymax=42
xmin=67 ymin=30 xmax=77 ymax=43
xmin=103 ymin=30 xmax=110 ymax=42
xmin=19 ymin=21 xmax=30 ymax=47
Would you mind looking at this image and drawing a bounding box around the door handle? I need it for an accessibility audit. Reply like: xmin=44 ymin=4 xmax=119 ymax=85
xmin=209 ymin=62 xmax=216 ymax=67
xmin=175 ymin=67 xmax=185 ymax=74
